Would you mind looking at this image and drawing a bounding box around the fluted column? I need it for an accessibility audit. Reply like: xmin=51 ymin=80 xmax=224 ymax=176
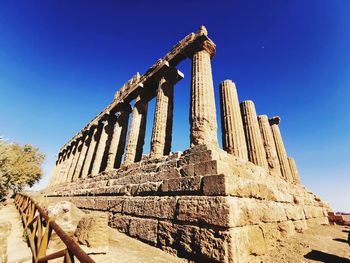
xmin=58 ymin=150 xmax=68 ymax=183
xmin=123 ymin=96 xmax=148 ymax=165
xmin=106 ymin=109 xmax=130 ymax=170
xmin=288 ymin=157 xmax=301 ymax=184
xmin=59 ymin=147 xmax=69 ymax=183
xmin=219 ymin=80 xmax=248 ymax=160
xmin=60 ymin=146 xmax=72 ymax=183
xmin=241 ymin=101 xmax=268 ymax=170
xmin=150 ymin=76 xmax=175 ymax=158
xmin=72 ymin=131 xmax=91 ymax=181
xmin=91 ymin=117 xmax=110 ymax=176
xmin=190 ymin=40 xmax=218 ymax=147
xmin=64 ymin=141 xmax=79 ymax=182
xmin=269 ymin=117 xmax=293 ymax=182
xmin=81 ymin=124 xmax=101 ymax=178
xmin=258 ymin=115 xmax=282 ymax=176
xmin=66 ymin=137 xmax=84 ymax=182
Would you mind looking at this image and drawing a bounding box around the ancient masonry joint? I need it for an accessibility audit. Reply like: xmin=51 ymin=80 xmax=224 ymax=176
xmin=45 ymin=26 xmax=329 ymax=263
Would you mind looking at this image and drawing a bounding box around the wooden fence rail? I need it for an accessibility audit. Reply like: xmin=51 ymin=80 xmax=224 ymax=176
xmin=14 ymin=193 xmax=95 ymax=263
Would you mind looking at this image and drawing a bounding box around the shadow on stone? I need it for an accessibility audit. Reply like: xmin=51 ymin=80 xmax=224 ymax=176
xmin=304 ymin=250 xmax=350 ymax=263
xmin=342 ymin=230 xmax=350 ymax=233
xmin=333 ymin=238 xmax=349 ymax=245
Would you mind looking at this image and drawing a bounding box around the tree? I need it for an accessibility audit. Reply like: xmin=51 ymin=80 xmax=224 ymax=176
xmin=0 ymin=138 xmax=45 ymax=199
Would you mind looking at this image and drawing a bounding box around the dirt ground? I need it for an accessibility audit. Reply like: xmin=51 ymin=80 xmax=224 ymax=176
xmin=257 ymin=224 xmax=350 ymax=263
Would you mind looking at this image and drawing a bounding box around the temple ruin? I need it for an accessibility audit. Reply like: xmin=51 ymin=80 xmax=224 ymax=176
xmin=44 ymin=26 xmax=329 ymax=262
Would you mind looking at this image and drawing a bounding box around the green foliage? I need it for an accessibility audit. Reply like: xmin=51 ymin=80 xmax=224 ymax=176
xmin=0 ymin=138 xmax=45 ymax=199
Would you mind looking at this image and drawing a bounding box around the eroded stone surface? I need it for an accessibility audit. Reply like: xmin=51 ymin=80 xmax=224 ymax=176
xmin=45 ymin=27 xmax=330 ymax=263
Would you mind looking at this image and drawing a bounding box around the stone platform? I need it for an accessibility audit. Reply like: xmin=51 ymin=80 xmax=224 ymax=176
xmin=43 ymin=145 xmax=329 ymax=263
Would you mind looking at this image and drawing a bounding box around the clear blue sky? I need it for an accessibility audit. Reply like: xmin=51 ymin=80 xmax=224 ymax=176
xmin=0 ymin=1 xmax=349 ymax=212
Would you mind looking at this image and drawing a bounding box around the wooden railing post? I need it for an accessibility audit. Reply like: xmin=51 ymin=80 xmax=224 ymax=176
xmin=14 ymin=193 xmax=95 ymax=263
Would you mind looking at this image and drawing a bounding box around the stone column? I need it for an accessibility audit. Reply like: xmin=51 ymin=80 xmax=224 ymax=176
xmin=91 ymin=117 xmax=110 ymax=176
xmin=288 ymin=157 xmax=301 ymax=184
xmin=190 ymin=40 xmax=218 ymax=147
xmin=59 ymin=146 xmax=72 ymax=183
xmin=219 ymin=80 xmax=248 ymax=160
xmin=63 ymin=141 xmax=79 ymax=182
xmin=66 ymin=136 xmax=84 ymax=182
xmin=72 ymin=130 xmax=92 ymax=181
xmin=81 ymin=124 xmax=101 ymax=178
xmin=58 ymin=150 xmax=68 ymax=183
xmin=106 ymin=109 xmax=130 ymax=170
xmin=269 ymin=117 xmax=293 ymax=182
xmin=257 ymin=115 xmax=282 ymax=176
xmin=150 ymin=76 xmax=175 ymax=158
xmin=123 ymin=96 xmax=148 ymax=165
xmin=240 ymin=100 xmax=268 ymax=170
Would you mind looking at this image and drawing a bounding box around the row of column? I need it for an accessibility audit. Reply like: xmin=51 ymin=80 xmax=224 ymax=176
xmin=51 ymin=37 xmax=300 ymax=186
xmin=51 ymin=38 xmax=219 ymax=185
xmin=219 ymin=80 xmax=301 ymax=184
xmin=51 ymin=76 xmax=180 ymax=184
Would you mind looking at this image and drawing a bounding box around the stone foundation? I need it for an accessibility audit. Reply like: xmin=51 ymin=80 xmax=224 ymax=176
xmin=43 ymin=145 xmax=329 ymax=262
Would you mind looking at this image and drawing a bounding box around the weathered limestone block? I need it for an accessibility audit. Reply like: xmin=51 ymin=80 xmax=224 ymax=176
xmin=74 ymin=212 xmax=109 ymax=248
xmin=68 ymin=197 xmax=113 ymax=211
xmin=123 ymin=97 xmax=148 ymax=165
xmin=190 ymin=41 xmax=218 ymax=147
xmin=306 ymin=217 xmax=329 ymax=226
xmin=46 ymin=201 xmax=85 ymax=235
xmin=240 ymin=101 xmax=268 ymax=170
xmin=288 ymin=156 xmax=301 ymax=184
xmin=160 ymin=176 xmax=202 ymax=194
xmin=230 ymin=225 xmax=267 ymax=262
xmin=293 ymin=219 xmax=308 ymax=233
xmin=106 ymin=110 xmax=129 ymax=170
xmin=303 ymin=206 xmax=325 ymax=219
xmin=257 ymin=115 xmax=282 ymax=176
xmin=230 ymin=198 xmax=288 ymax=226
xmin=81 ymin=125 xmax=100 ymax=178
xmin=176 ymin=196 xmax=233 ymax=227
xmin=180 ymin=160 xmax=231 ymax=177
xmin=109 ymin=213 xmax=131 ymax=233
xmin=219 ymin=80 xmax=248 ymax=160
xmin=269 ymin=117 xmax=294 ymax=182
xmin=202 ymin=174 xmax=291 ymax=202
xmin=123 ymin=196 xmax=177 ymax=219
xmin=277 ymin=220 xmax=296 ymax=237
xmin=137 ymin=181 xmax=161 ymax=195
xmin=284 ymin=203 xmax=306 ymax=220
xmin=158 ymin=221 xmax=231 ymax=262
xmin=129 ymin=217 xmax=158 ymax=244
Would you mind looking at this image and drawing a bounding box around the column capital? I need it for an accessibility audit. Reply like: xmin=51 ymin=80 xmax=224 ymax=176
xmin=269 ymin=116 xmax=281 ymax=125
xmin=115 ymin=102 xmax=132 ymax=114
xmin=134 ymin=96 xmax=148 ymax=112
xmin=190 ymin=39 xmax=216 ymax=58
